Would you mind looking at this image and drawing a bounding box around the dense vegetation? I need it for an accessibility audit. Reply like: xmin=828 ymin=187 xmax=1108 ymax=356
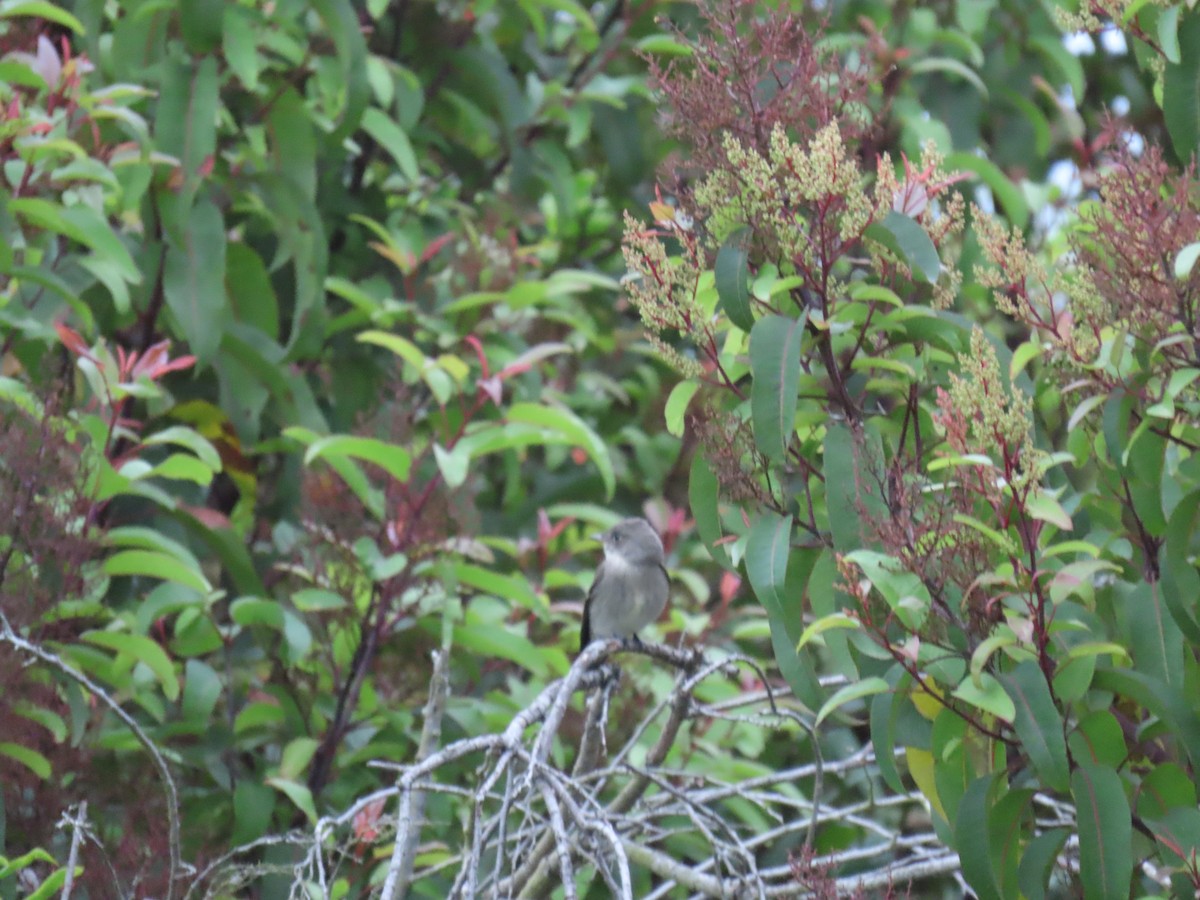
xmin=2 ymin=0 xmax=1200 ymax=897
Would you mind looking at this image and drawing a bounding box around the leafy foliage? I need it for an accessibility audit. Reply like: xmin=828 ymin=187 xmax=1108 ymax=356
xmin=621 ymin=1 xmax=1200 ymax=897
xmin=1 ymin=0 xmax=1200 ymax=896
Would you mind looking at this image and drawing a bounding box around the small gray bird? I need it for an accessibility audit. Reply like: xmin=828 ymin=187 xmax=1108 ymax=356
xmin=580 ymin=518 xmax=670 ymax=651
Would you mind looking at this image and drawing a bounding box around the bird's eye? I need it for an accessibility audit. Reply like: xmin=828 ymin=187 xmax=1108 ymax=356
xmin=612 ymin=533 xmax=621 ymax=543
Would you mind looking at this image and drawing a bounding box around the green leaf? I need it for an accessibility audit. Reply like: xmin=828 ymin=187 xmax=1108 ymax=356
xmin=103 ymin=549 xmax=211 ymax=594
xmin=142 ymin=454 xmax=214 ymax=486
xmin=1071 ymin=765 xmax=1133 ymax=900
xmin=1159 ymin=4 xmax=1182 ymax=63
xmin=454 ymin=622 xmax=549 ymax=678
xmin=952 ymin=672 xmax=1014 ymax=722
xmin=23 ymin=868 xmax=70 ymax=900
xmin=432 ymin=442 xmax=470 ymax=488
xmin=824 ymin=422 xmax=884 ymax=553
xmin=1018 ymin=827 xmax=1069 ymax=900
xmin=745 ymin=513 xmax=821 ymax=709
xmin=181 ymin=659 xmax=222 ymax=723
xmin=1127 ymin=580 xmax=1184 ymax=688
xmin=266 ymin=777 xmax=318 ymax=823
xmin=268 ymin=88 xmax=317 ymax=201
xmin=1024 ymin=492 xmax=1072 ymax=532
xmin=910 ymin=56 xmax=989 ymax=99
xmin=1150 ymin=807 xmax=1200 ymax=867
xmin=689 ymin=454 xmax=730 ymax=569
xmin=180 ymin=512 xmax=269 ymax=596
xmin=997 ymin=661 xmax=1069 ymax=792
xmin=953 ymin=513 xmax=1018 ymax=555
xmin=164 ymin=198 xmax=228 ymax=365
xmin=1003 ymin=338 xmax=1041 ymax=381
xmin=357 ymin=330 xmax=465 ymax=403
xmin=715 ymin=226 xmax=755 ymax=331
xmin=142 ymin=426 xmax=222 ymax=471
xmin=279 ymin=737 xmax=319 ymax=780
xmin=361 ymin=108 xmax=419 ymax=181
xmin=955 ymin=774 xmax=1003 ymax=900
xmin=155 ymin=54 xmax=218 ymax=192
xmin=232 ymin=780 xmax=276 ymax=844
xmin=1139 ymin=763 xmax=1197 ymax=820
xmin=844 ymin=550 xmax=930 ymax=631
xmin=1093 ymin=668 xmax=1200 ymax=770
xmin=506 ymin=402 xmax=615 ymax=499
xmin=0 ymin=1 xmax=85 ymax=33
xmin=292 ymin=589 xmax=347 ymax=612
xmin=795 ymin=612 xmax=859 ymax=651
xmin=0 ymin=742 xmax=51 ymax=779
xmin=223 ymin=7 xmax=259 ymax=90
xmin=634 ymin=34 xmax=693 ymax=56
xmin=107 ymin=526 xmax=206 ymax=572
xmin=0 ymin=848 xmax=57 ymax=879
xmin=454 ymin=563 xmax=540 ymax=610
xmin=1070 ymin=710 xmax=1127 ymax=770
xmin=1163 ymin=12 xmax=1200 ymax=162
xmin=60 ymin=205 xmax=140 ymax=284
xmin=664 ymin=380 xmax=700 ymax=438
xmin=869 ymin=677 xmax=907 ymax=793
xmin=179 ymin=0 xmax=224 ymax=53
xmin=9 ymin=200 xmax=138 ymax=289
xmin=988 ymin=789 xmax=1034 ymax=899
xmin=302 ymin=434 xmax=412 ymax=482
xmin=1162 ymin=491 xmax=1200 ymax=642
xmin=230 ymin=597 xmax=284 ymax=629
xmin=968 ymin=631 xmax=1016 ymax=684
xmin=10 ymin=702 xmax=67 ymax=742
xmin=868 ymin=210 xmax=941 ymax=283
xmin=82 ymin=631 xmax=181 ymax=701
xmin=1030 ymin=33 xmax=1085 ymax=102
xmin=311 ymin=0 xmax=370 ymax=140
xmin=815 ymin=677 xmax=888 ymax=727
xmin=931 ymin=709 xmax=972 ymax=827
xmin=749 ymin=314 xmax=805 ymax=462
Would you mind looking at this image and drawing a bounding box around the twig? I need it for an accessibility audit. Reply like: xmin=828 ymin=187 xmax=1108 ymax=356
xmin=58 ymin=800 xmax=88 ymax=900
xmin=380 ymin=644 xmax=453 ymax=900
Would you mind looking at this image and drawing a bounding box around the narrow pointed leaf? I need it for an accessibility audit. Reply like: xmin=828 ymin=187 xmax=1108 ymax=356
xmin=749 ymin=314 xmax=805 ymax=462
xmin=998 ymin=661 xmax=1070 ymax=792
xmin=746 ymin=512 xmax=820 ymax=708
xmin=715 ymin=226 xmax=754 ymax=330
xmin=1071 ymin=765 xmax=1132 ymax=900
xmin=867 ymin=210 xmax=941 ymax=283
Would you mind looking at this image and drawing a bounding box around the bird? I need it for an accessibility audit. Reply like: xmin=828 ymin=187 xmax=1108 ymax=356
xmin=580 ymin=517 xmax=670 ymax=652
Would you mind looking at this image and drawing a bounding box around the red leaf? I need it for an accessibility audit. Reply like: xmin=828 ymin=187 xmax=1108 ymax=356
xmin=181 ymin=505 xmax=232 ymax=530
xmin=54 ymin=321 xmax=94 ymax=359
xmin=419 ymin=232 xmax=454 ymax=265
xmin=719 ymin=571 xmax=742 ymax=604
xmin=463 ymin=334 xmax=488 ymax=378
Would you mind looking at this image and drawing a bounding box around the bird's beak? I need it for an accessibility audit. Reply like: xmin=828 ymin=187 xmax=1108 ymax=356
xmin=590 ymin=532 xmax=605 ymax=542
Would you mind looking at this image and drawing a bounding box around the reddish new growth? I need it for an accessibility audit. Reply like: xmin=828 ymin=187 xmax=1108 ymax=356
xmin=979 ymin=139 xmax=1200 ymax=380
xmin=1076 ymin=142 xmax=1200 ymax=361
xmin=648 ymin=0 xmax=871 ymax=191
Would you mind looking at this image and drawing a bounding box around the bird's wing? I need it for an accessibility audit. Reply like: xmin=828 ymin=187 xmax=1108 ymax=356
xmin=580 ymin=562 xmax=607 ymax=652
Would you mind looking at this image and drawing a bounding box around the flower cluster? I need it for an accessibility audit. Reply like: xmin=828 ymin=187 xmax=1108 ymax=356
xmin=648 ymin=0 xmax=872 ymax=191
xmin=936 ymin=328 xmax=1039 ymax=492
xmin=620 ymin=211 xmax=709 ymax=379
xmin=978 ymin=141 xmax=1200 ymax=408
